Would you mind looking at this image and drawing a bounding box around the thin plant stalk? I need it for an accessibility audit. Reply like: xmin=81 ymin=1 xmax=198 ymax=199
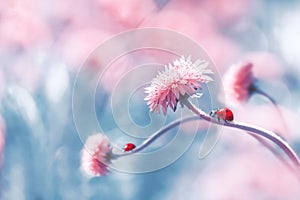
xmin=251 ymin=85 xmax=289 ymax=134
xmin=246 ymin=131 xmax=300 ymax=180
xmin=112 ymin=116 xmax=199 ymax=158
xmin=183 ymin=99 xmax=300 ymax=170
xmin=113 ymin=111 xmax=300 ymax=179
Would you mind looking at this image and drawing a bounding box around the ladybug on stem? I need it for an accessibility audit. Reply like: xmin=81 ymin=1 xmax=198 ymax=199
xmin=123 ymin=143 xmax=136 ymax=152
xmin=210 ymin=107 xmax=234 ymax=122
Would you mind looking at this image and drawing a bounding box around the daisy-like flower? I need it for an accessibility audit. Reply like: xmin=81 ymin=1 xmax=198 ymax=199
xmin=223 ymin=62 xmax=254 ymax=104
xmin=145 ymin=56 xmax=213 ymax=115
xmin=80 ymin=133 xmax=112 ymax=177
xmin=223 ymin=61 xmax=289 ymax=133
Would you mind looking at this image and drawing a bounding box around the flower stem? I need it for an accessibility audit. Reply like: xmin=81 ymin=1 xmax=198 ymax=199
xmin=113 ymin=116 xmax=199 ymax=157
xmin=114 ymin=112 xmax=296 ymax=169
xmin=246 ymin=131 xmax=300 ymax=179
xmin=254 ymin=86 xmax=289 ymax=134
xmin=112 ymin=100 xmax=300 ymax=178
xmin=183 ymin=99 xmax=300 ymax=170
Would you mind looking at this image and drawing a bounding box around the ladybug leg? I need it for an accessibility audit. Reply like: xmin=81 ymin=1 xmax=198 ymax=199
xmin=210 ymin=109 xmax=216 ymax=118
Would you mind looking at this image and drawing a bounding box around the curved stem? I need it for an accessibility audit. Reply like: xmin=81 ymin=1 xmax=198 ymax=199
xmin=111 ymin=103 xmax=300 ymax=179
xmin=253 ymin=86 xmax=276 ymax=105
xmin=113 ymin=112 xmax=297 ymax=169
xmin=111 ymin=99 xmax=300 ymax=177
xmin=246 ymin=131 xmax=300 ymax=179
xmin=113 ymin=116 xmax=292 ymax=167
xmin=113 ymin=116 xmax=199 ymax=157
xmin=183 ymin=99 xmax=300 ymax=170
xmin=253 ymin=86 xmax=289 ymax=134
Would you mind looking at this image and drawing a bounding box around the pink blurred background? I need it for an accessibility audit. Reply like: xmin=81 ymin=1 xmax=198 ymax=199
xmin=1 ymin=0 xmax=300 ymax=199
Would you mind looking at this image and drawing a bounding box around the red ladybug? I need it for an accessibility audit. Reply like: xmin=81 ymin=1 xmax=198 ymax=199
xmin=210 ymin=107 xmax=234 ymax=122
xmin=123 ymin=143 xmax=136 ymax=152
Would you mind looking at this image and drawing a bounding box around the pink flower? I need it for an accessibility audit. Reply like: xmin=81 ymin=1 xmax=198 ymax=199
xmin=145 ymin=56 xmax=213 ymax=115
xmin=95 ymin=0 xmax=157 ymax=28
xmin=200 ymin=0 xmax=253 ymax=26
xmin=242 ymin=52 xmax=283 ymax=79
xmin=57 ymin=29 xmax=111 ymax=69
xmin=140 ymin=2 xmax=240 ymax=70
xmin=223 ymin=62 xmax=254 ymax=104
xmin=0 ymin=5 xmax=51 ymax=48
xmin=80 ymin=133 xmax=112 ymax=177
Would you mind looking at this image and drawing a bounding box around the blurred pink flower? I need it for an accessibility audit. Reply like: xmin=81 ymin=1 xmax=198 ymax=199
xmin=0 ymin=6 xmax=51 ymax=48
xmin=161 ymin=0 xmax=252 ymax=27
xmin=145 ymin=56 xmax=213 ymax=115
xmin=132 ymin=4 xmax=212 ymax=66
xmin=200 ymin=0 xmax=253 ymax=26
xmin=141 ymin=7 xmax=213 ymax=40
xmin=200 ymin=34 xmax=240 ymax=71
xmin=223 ymin=62 xmax=254 ymax=104
xmin=95 ymin=0 xmax=157 ymax=28
xmin=58 ymin=29 xmax=111 ymax=68
xmin=242 ymin=52 xmax=283 ymax=79
xmin=80 ymin=133 xmax=112 ymax=177
xmin=140 ymin=1 xmax=240 ymax=70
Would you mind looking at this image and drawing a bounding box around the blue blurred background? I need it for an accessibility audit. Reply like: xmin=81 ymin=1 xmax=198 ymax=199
xmin=1 ymin=0 xmax=300 ymax=199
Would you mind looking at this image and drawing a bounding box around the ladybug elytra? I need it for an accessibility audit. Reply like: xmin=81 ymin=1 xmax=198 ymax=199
xmin=123 ymin=143 xmax=136 ymax=152
xmin=210 ymin=107 xmax=234 ymax=122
